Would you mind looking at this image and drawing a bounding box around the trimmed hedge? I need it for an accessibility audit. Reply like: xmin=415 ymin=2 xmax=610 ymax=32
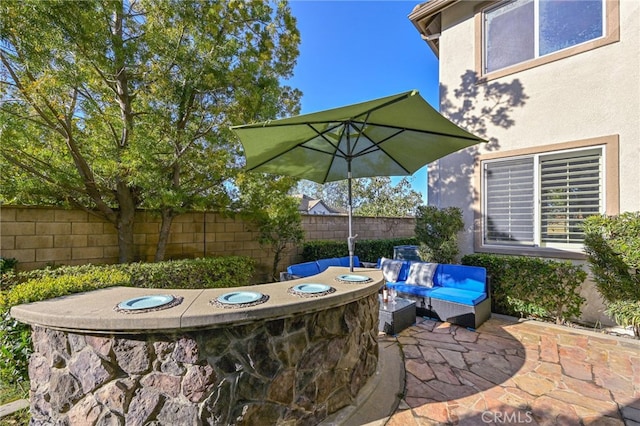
xmin=127 ymin=257 xmax=255 ymax=289
xmin=0 ymin=256 xmax=255 ymax=386
xmin=300 ymin=237 xmax=419 ymax=263
xmin=462 ymin=253 xmax=586 ymax=324
xmin=583 ymin=212 xmax=640 ymax=337
xmin=2 ymin=269 xmax=130 ymax=308
xmin=2 ymin=256 xmax=255 ymax=291
xmin=0 ymin=269 xmax=130 ymax=387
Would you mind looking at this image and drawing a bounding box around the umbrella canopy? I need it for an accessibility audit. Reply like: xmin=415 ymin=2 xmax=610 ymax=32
xmin=231 ymin=90 xmax=487 ymax=271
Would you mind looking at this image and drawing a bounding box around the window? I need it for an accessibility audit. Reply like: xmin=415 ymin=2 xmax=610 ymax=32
xmin=483 ymin=147 xmax=603 ymax=249
xmin=485 ymin=158 xmax=535 ymax=245
xmin=482 ymin=0 xmax=614 ymax=76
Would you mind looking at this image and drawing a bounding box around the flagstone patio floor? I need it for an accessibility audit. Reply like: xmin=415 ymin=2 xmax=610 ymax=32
xmin=383 ymin=315 xmax=640 ymax=426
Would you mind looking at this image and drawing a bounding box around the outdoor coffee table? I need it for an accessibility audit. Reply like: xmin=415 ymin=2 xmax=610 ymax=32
xmin=378 ymin=295 xmax=416 ymax=335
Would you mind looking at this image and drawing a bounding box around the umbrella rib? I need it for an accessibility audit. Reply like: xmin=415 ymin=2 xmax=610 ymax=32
xmin=245 ymin=122 xmax=345 ymax=171
xmin=307 ymin=123 xmax=350 ymax=159
xmin=349 ymin=119 xmax=483 ymax=142
xmin=349 ymin=123 xmax=412 ymax=175
xmin=321 ymin=124 xmax=349 ymax=183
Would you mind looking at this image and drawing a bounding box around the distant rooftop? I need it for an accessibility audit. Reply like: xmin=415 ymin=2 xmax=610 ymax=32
xmin=294 ymin=194 xmax=344 ymax=215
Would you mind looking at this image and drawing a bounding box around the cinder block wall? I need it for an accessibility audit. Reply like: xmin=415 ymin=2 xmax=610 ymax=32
xmin=0 ymin=206 xmax=416 ymax=281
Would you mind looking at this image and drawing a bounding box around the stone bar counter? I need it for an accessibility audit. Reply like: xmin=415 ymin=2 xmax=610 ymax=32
xmin=11 ymin=267 xmax=383 ymax=426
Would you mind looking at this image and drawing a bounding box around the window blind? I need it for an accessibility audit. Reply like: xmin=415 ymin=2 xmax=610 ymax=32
xmin=540 ymin=151 xmax=602 ymax=244
xmin=485 ymin=158 xmax=535 ymax=244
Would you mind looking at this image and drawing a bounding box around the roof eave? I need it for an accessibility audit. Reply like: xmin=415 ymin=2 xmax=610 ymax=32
xmin=408 ymin=0 xmax=459 ymax=22
xmin=408 ymin=0 xmax=461 ymax=57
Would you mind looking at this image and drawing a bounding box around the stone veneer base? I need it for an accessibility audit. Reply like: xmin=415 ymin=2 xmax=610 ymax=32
xmin=27 ymin=293 xmax=379 ymax=425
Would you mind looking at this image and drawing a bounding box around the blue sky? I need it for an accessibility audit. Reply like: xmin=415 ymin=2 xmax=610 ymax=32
xmin=283 ymin=0 xmax=441 ymax=203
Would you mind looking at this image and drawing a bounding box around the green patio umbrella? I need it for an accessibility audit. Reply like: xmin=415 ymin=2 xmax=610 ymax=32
xmin=231 ymin=90 xmax=486 ymax=272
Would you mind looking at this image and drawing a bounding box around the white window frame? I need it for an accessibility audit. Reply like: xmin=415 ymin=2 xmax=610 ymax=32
xmin=482 ymin=145 xmax=605 ymax=252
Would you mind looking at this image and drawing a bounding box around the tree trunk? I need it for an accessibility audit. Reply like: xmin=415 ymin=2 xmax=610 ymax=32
xmin=271 ymin=243 xmax=286 ymax=282
xmin=115 ymin=180 xmax=137 ymax=263
xmin=155 ymin=208 xmax=175 ymax=262
xmin=116 ymin=210 xmax=136 ymax=263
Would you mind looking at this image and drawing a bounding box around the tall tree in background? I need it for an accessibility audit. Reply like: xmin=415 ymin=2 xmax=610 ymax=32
xmin=354 ymin=177 xmax=423 ymax=217
xmin=0 ymin=0 xmax=301 ymax=262
xmin=294 ymin=176 xmax=424 ymax=217
xmin=237 ymin=173 xmax=304 ymax=282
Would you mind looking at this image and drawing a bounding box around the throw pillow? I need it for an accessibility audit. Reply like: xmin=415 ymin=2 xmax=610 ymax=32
xmin=380 ymin=257 xmax=403 ymax=282
xmin=405 ymin=262 xmax=438 ymax=287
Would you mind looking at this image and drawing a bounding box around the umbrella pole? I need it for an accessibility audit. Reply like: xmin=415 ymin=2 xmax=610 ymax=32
xmin=347 ymin=165 xmax=356 ymax=272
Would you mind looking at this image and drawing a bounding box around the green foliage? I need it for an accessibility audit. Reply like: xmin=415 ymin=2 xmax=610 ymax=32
xmin=415 ymin=206 xmax=464 ymax=263
xmin=3 ymin=270 xmax=130 ymax=308
xmin=0 ymin=264 xmax=122 ymax=292
xmin=583 ymin=213 xmax=640 ymax=301
xmin=295 ymin=176 xmax=424 ymax=217
xmin=0 ymin=256 xmax=255 ymax=385
xmin=1 ymin=0 xmax=301 ymax=262
xmin=301 ymin=238 xmax=419 ymax=263
xmin=237 ymin=174 xmax=304 ymax=282
xmin=462 ymin=254 xmax=586 ymax=324
xmin=0 ymin=256 xmax=255 ymax=292
xmin=0 ymin=310 xmax=32 ymax=387
xmin=583 ymin=212 xmax=640 ymax=337
xmin=353 ymin=177 xmax=424 ymax=217
xmin=0 ymin=269 xmax=128 ymax=386
xmin=605 ymin=301 xmax=640 ymax=337
xmin=0 ymin=257 xmax=18 ymax=274
xmin=127 ymin=257 xmax=256 ymax=289
xmin=0 ymin=376 xmax=28 ymax=405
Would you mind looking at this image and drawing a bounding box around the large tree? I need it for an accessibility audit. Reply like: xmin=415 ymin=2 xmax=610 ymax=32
xmin=353 ymin=177 xmax=424 ymax=217
xmin=237 ymin=173 xmax=303 ymax=282
xmin=0 ymin=0 xmax=301 ymax=262
xmin=294 ymin=176 xmax=424 ymax=217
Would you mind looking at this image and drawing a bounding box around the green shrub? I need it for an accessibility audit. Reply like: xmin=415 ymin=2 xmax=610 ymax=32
xmin=583 ymin=212 xmax=640 ymax=337
xmin=301 ymin=237 xmax=419 ymax=263
xmin=2 ymin=256 xmax=255 ymax=291
xmin=1 ymin=269 xmax=129 ymax=386
xmin=462 ymin=253 xmax=586 ymax=324
xmin=0 ymin=310 xmax=31 ymax=387
xmin=0 ymin=257 xmax=19 ymax=291
xmin=605 ymin=301 xmax=640 ymax=336
xmin=415 ymin=206 xmax=464 ymax=263
xmin=0 ymin=256 xmax=255 ymax=386
xmin=0 ymin=257 xmax=18 ymax=274
xmin=127 ymin=256 xmax=255 ymax=289
xmin=3 ymin=270 xmax=130 ymax=308
xmin=1 ymin=263 xmax=123 ymax=290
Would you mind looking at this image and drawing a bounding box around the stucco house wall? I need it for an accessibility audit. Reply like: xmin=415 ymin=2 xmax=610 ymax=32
xmin=414 ymin=0 xmax=639 ymax=326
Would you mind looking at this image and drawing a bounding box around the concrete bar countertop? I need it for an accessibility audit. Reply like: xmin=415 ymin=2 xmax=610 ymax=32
xmin=10 ymin=267 xmax=383 ymax=334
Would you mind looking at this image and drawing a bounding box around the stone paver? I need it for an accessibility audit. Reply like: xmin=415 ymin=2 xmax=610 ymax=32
xmin=389 ymin=316 xmax=640 ymax=425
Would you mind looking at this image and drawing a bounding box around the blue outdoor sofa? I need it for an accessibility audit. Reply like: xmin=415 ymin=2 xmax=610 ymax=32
xmin=379 ymin=257 xmax=491 ymax=329
xmin=280 ymin=256 xmax=362 ymax=281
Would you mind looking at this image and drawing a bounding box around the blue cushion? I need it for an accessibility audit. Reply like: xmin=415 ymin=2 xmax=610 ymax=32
xmin=429 ymin=287 xmax=487 ymax=306
xmin=287 ymin=261 xmax=321 ymax=277
xmin=316 ymin=257 xmax=343 ymax=272
xmin=388 ymin=282 xmax=438 ymax=298
xmin=337 ymin=256 xmax=360 ymax=267
xmin=435 ymin=264 xmax=487 ymax=293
